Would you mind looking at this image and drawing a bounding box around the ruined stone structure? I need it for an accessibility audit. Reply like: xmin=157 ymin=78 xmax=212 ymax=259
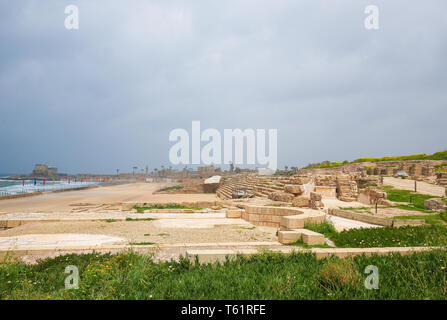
xmin=215 ymin=158 xmax=444 ymax=204
xmin=357 ymin=187 xmax=389 ymax=205
xmin=216 ymin=173 xmax=358 ymax=204
xmin=437 ymin=173 xmax=447 ymax=189
xmin=197 ymin=166 xmax=216 ymax=178
xmin=30 ymin=164 xmax=58 ymax=177
xmin=335 ymin=175 xmax=358 ymax=202
xmin=424 ymin=198 xmax=447 ymax=212
xmin=364 ymin=162 xmax=437 ymax=180
xmin=309 ymin=192 xmax=324 ymax=209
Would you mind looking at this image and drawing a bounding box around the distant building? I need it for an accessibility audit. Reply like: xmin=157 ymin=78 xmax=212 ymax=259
xmin=31 ymin=164 xmax=58 ymax=177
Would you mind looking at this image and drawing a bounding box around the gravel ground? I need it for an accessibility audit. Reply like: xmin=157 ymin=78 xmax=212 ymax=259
xmin=0 ymin=220 xmax=277 ymax=244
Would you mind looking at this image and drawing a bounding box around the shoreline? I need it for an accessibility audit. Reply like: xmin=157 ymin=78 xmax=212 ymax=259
xmin=0 ymin=182 xmax=131 ymax=201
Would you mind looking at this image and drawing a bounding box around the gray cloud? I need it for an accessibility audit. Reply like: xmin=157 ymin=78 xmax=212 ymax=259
xmin=0 ymin=0 xmax=446 ymax=174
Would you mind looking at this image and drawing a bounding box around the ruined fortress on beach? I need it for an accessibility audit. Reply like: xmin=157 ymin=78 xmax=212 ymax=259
xmin=30 ymin=164 xmax=59 ymax=177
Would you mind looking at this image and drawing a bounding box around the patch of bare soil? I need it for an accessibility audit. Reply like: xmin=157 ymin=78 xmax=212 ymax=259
xmin=375 ymin=207 xmax=433 ymax=218
xmin=155 ymin=179 xmax=207 ymax=194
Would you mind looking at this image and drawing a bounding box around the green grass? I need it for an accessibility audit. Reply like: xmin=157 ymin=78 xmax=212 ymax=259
xmin=434 ymin=163 xmax=447 ymax=169
xmin=129 ymin=242 xmax=155 ymax=246
xmin=105 ymin=219 xmax=118 ymax=223
xmin=1 ymin=250 xmax=447 ymax=299
xmin=238 ymin=226 xmax=256 ymax=230
xmin=383 ymin=186 xmax=439 ymax=211
xmin=393 ymin=214 xmax=446 ymax=226
xmin=125 ymin=218 xmax=155 ymax=222
xmin=289 ymin=238 xmax=333 ymax=249
xmin=305 ymin=222 xmax=338 ymax=240
xmin=303 ymin=150 xmax=447 ymax=169
xmin=333 ymin=225 xmax=447 ymax=248
xmin=392 ymin=204 xmax=434 ymax=214
xmin=157 ymin=186 xmax=184 ymax=192
xmin=305 ymin=222 xmax=447 ymax=247
xmin=133 ymin=205 xmax=201 ymax=213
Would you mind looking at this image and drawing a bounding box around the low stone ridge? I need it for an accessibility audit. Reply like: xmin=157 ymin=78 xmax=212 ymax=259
xmin=122 ymin=201 xmax=222 ymax=211
xmin=186 ymin=246 xmax=441 ymax=263
xmin=328 ymin=208 xmax=425 ymax=227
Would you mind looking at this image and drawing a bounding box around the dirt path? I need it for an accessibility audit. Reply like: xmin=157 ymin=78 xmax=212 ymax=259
xmin=383 ymin=177 xmax=445 ymax=197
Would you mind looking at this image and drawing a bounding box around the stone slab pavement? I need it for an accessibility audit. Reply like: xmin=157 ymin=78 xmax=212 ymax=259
xmin=0 ymin=233 xmax=126 ymax=250
xmin=0 ymin=212 xmax=231 ymax=229
xmin=326 ymin=214 xmax=381 ymax=231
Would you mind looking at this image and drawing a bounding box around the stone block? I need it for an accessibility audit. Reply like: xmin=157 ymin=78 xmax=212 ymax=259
xmin=280 ymin=216 xmax=305 ymax=230
xmin=314 ymin=186 xmax=337 ymax=198
xmin=392 ymin=219 xmax=425 ymax=227
xmin=292 ymin=196 xmax=310 ymax=207
xmin=6 ymin=220 xmax=21 ymax=228
xmin=278 ymin=230 xmax=301 ymax=244
xmin=226 ymin=209 xmax=243 ymax=218
xmin=298 ymin=229 xmax=325 ymax=245
xmin=268 ymin=192 xmax=294 ymax=202
xmin=310 ymin=192 xmax=322 ymax=201
xmin=284 ymin=184 xmax=304 ymax=195
xmin=304 ymin=213 xmax=326 ymax=224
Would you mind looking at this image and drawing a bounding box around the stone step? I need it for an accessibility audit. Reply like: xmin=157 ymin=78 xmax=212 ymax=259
xmin=280 ymin=212 xmax=326 ymax=230
xmin=278 ymin=228 xmax=325 ymax=245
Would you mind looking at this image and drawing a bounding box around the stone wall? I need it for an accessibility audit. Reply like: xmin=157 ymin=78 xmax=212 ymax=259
xmin=336 ymin=175 xmax=358 ymax=202
xmin=357 ymin=187 xmax=389 ymax=205
xmin=328 ymin=208 xmax=425 ymax=227
xmin=239 ymin=205 xmax=304 ymax=227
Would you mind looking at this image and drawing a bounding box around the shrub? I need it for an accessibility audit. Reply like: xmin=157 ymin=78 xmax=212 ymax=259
xmin=316 ymin=258 xmax=358 ymax=292
xmin=302 ymin=150 xmax=447 ymax=169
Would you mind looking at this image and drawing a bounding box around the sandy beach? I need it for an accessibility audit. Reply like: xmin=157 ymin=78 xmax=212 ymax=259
xmin=0 ymin=182 xmax=219 ymax=214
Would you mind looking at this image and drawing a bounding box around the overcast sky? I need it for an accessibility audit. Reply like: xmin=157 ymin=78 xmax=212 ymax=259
xmin=1 ymin=0 xmax=446 ymax=174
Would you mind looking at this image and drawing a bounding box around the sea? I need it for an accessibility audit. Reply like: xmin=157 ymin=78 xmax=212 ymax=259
xmin=0 ymin=174 xmax=100 ymax=196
